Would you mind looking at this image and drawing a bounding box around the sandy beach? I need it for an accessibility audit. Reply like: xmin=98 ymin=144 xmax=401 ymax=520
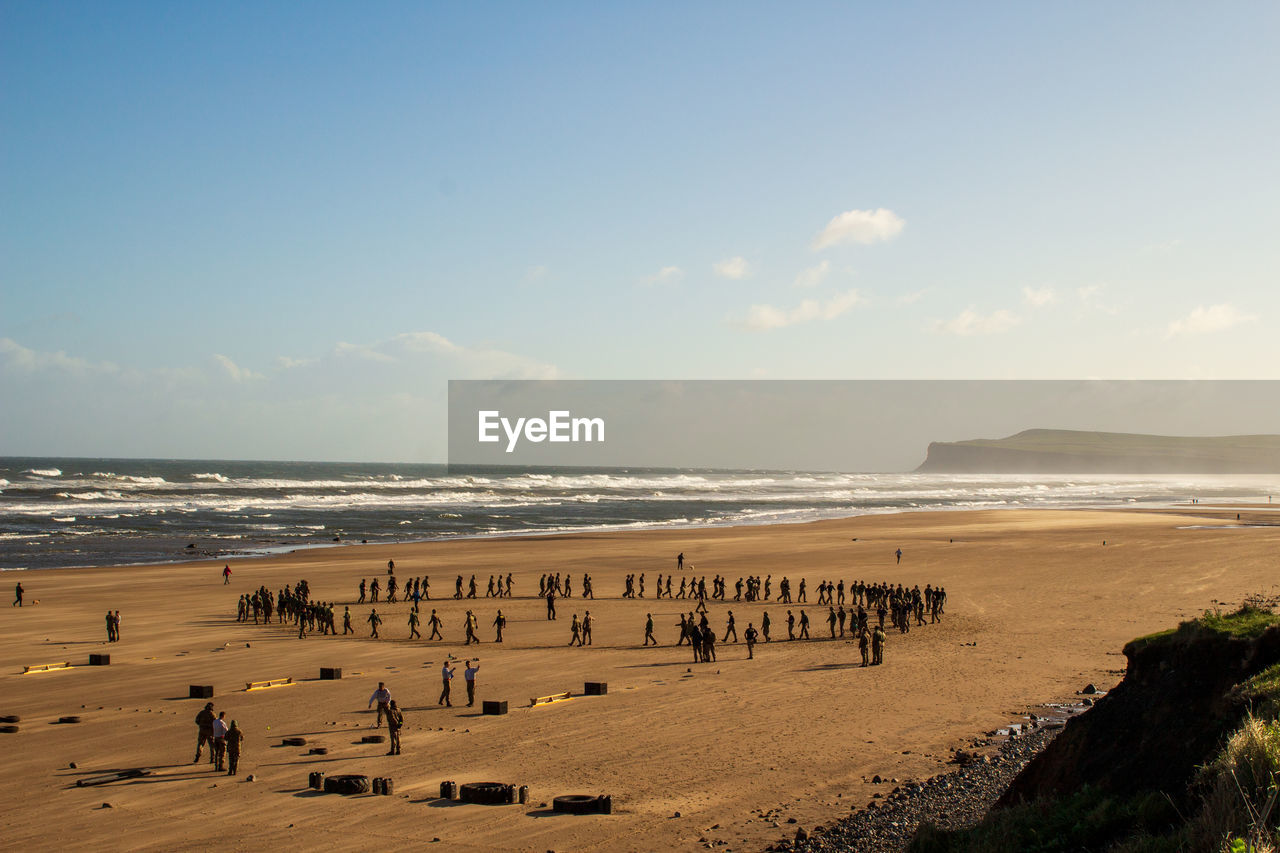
xmin=3 ymin=507 xmax=1278 ymax=852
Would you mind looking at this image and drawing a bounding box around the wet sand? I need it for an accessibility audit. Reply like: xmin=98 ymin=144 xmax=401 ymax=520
xmin=2 ymin=508 xmax=1277 ymax=852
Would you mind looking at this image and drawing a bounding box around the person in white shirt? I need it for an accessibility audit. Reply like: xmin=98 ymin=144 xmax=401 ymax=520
xmin=368 ymin=682 xmax=392 ymax=727
xmin=463 ymin=660 xmax=479 ymax=707
xmin=211 ymin=711 xmax=229 ymax=771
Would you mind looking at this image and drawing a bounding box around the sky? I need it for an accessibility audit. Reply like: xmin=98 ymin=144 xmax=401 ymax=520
xmin=2 ymin=2 xmax=1278 ymax=462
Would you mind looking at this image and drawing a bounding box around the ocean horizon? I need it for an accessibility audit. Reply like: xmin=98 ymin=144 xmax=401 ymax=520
xmin=2 ymin=455 xmax=1277 ymax=571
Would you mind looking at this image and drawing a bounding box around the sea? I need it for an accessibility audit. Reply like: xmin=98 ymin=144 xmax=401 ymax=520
xmin=1 ymin=457 xmax=1277 ymax=571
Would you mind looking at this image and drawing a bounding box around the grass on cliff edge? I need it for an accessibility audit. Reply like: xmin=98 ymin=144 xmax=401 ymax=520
xmin=1127 ymin=604 xmax=1280 ymax=655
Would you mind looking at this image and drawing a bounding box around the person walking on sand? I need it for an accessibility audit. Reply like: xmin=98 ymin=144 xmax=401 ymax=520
xmin=872 ymin=625 xmax=886 ymax=665
xmin=13 ymin=582 xmax=23 ymax=607
xmin=428 ymin=608 xmax=444 ymax=640
xmin=464 ymin=660 xmax=479 ymax=707
xmin=644 ymin=613 xmax=658 ymax=646
xmin=222 ymin=565 xmax=232 ymax=584
xmin=386 ymin=700 xmax=403 ymax=755
xmin=439 ymin=661 xmax=456 ymax=707
xmin=762 ymin=611 xmax=771 ymax=642
xmin=723 ymin=610 xmax=738 ymax=643
xmin=113 ymin=610 xmax=121 ymax=641
xmin=798 ymin=610 xmax=810 ymax=640
xmin=368 ymin=681 xmax=392 ymax=727
xmin=105 ymin=610 xmax=116 ymax=642
xmin=492 ymin=609 xmax=506 ymax=642
xmin=342 ymin=606 xmax=353 ymax=635
xmin=546 ymin=588 xmax=557 ymax=620
xmin=859 ymin=628 xmax=870 ymax=667
xmin=367 ymin=608 xmax=382 ymax=638
xmin=194 ymin=702 xmax=216 ymax=764
xmin=407 ymin=608 xmax=421 ymax=639
xmin=787 ymin=610 xmax=796 ymax=641
xmin=745 ymin=623 xmax=758 ymax=659
xmin=568 ymin=613 xmax=581 ymax=646
xmin=225 ymin=719 xmax=244 ymax=775
xmin=895 ymin=548 xmax=902 ymax=565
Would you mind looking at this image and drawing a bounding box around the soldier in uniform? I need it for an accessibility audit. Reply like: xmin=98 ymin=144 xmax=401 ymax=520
xmin=439 ymin=661 xmax=455 ymax=707
xmin=493 ymin=609 xmax=506 ymax=642
xmin=872 ymin=625 xmax=886 ymax=665
xmin=581 ymin=611 xmax=593 ymax=646
xmin=408 ymin=608 xmax=421 ymax=639
xmin=723 ymin=610 xmax=738 ymax=643
xmin=798 ymin=610 xmax=810 ymax=639
xmin=762 ymin=611 xmax=772 ymax=642
xmin=744 ymin=623 xmax=758 ymax=659
xmin=644 ymin=613 xmax=658 ymax=646
xmin=859 ymin=628 xmax=870 ymax=666
xmin=342 ymin=606 xmax=353 ymax=635
xmin=367 ymin=608 xmax=382 ymax=638
xmin=225 ymin=719 xmax=244 ymax=775
xmin=568 ymin=613 xmax=581 ymax=646
xmin=428 ymin=608 xmax=444 ymax=640
xmin=194 ymin=702 xmax=216 ymax=764
xmin=386 ymin=700 xmax=403 ymax=755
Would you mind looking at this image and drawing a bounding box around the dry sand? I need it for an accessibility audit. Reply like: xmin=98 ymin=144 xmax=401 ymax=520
xmin=3 ymin=508 xmax=1279 ymax=852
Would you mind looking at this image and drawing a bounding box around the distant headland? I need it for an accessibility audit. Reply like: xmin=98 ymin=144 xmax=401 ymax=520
xmin=916 ymin=429 xmax=1280 ymax=474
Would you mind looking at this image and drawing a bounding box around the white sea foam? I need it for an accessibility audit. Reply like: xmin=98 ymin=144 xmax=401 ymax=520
xmin=23 ymin=468 xmax=62 ymax=477
xmin=192 ymin=472 xmax=230 ymax=483
xmin=90 ymin=472 xmax=166 ymax=485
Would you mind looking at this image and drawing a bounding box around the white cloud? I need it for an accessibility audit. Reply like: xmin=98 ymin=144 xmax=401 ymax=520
xmin=932 ymin=308 xmax=1021 ymax=336
xmin=643 ymin=266 xmax=685 ymax=285
xmin=1165 ymin=303 xmax=1258 ymax=338
xmin=713 ymin=256 xmax=751 ymax=279
xmin=1022 ymin=286 xmax=1056 ymax=307
xmin=213 ymin=354 xmax=263 ymax=382
xmin=334 ymin=341 xmax=398 ymax=363
xmin=524 ymin=265 xmax=549 ymax=283
xmin=811 ymin=208 xmax=905 ymax=250
xmin=792 ymin=260 xmax=830 ymax=288
xmin=898 ymin=290 xmax=926 ymax=305
xmin=1076 ymin=285 xmax=1114 ymax=313
xmin=0 ymin=337 xmax=119 ymax=375
xmin=740 ymin=289 xmax=863 ymax=331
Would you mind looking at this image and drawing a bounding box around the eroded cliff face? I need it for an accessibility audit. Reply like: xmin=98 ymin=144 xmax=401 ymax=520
xmin=997 ymin=621 xmax=1280 ymax=807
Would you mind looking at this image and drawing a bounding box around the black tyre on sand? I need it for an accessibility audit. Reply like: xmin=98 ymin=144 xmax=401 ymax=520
xmin=324 ymin=774 xmax=371 ymax=795
xmin=460 ymin=782 xmax=515 ymax=805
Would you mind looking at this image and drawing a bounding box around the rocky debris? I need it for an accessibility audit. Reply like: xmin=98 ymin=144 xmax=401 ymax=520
xmin=775 ymin=726 xmax=1060 ymax=853
xmin=1080 ymin=683 xmax=1098 ymax=694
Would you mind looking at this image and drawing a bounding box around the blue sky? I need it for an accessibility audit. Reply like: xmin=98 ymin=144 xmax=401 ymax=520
xmin=2 ymin=2 xmax=1278 ymax=461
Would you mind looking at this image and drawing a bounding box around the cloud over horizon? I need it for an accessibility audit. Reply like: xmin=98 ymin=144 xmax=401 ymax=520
xmin=932 ymin=308 xmax=1021 ymax=336
xmin=740 ymin=289 xmax=863 ymax=331
xmin=812 ymin=208 xmax=905 ymax=249
xmin=713 ymin=256 xmax=752 ymax=279
xmin=1166 ymin=303 xmax=1258 ymax=338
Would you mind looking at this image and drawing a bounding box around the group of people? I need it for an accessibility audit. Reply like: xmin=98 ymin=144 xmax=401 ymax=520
xmin=226 ymin=554 xmax=946 ymax=670
xmin=193 ymin=701 xmax=245 ymax=774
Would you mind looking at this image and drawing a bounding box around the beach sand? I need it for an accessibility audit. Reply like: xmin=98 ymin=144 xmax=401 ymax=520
xmin=2 ymin=508 xmax=1278 ymax=852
